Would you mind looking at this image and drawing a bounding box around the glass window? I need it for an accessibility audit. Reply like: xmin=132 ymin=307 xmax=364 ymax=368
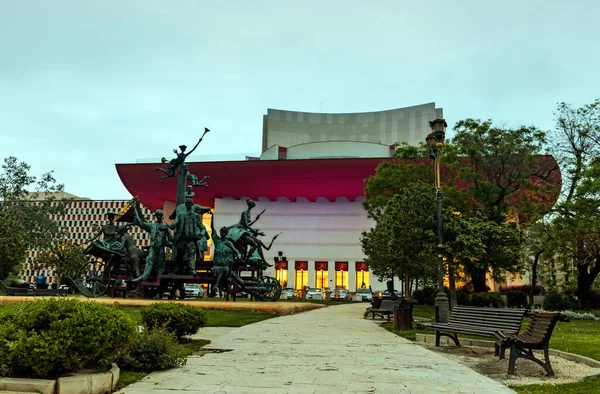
xmin=315 ymin=269 xmax=328 ymax=289
xmin=295 ymin=269 xmax=308 ymax=290
xmin=335 ymin=271 xmax=348 ymax=289
xmin=356 ymin=270 xmax=369 ymax=291
xmin=275 ymin=268 xmax=288 ymax=287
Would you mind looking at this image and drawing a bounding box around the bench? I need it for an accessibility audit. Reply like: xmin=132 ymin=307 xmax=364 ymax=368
xmin=5 ymin=287 xmax=33 ymax=296
xmin=34 ymin=288 xmax=69 ymax=296
xmin=364 ymin=299 xmax=404 ymax=322
xmin=494 ymin=312 xmax=569 ymax=376
xmin=430 ymin=305 xmax=528 ymax=347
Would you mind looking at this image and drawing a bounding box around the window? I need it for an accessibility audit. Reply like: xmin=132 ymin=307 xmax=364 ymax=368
xmin=314 ymin=261 xmax=328 ymax=289
xmin=335 ymin=262 xmax=348 ymax=289
xmin=295 ymin=261 xmax=308 ymax=290
xmin=355 ymin=262 xmax=369 ymax=290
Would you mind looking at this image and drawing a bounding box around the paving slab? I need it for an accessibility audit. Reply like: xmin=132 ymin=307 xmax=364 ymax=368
xmin=117 ymin=303 xmax=514 ymax=394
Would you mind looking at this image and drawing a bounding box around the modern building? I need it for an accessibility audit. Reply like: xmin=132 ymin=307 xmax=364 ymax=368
xmin=22 ymin=195 xmax=152 ymax=285
xmin=117 ymin=103 xmax=445 ymax=293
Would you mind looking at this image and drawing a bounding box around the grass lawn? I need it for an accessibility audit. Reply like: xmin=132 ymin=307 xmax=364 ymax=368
xmin=510 ymin=378 xmax=600 ymax=394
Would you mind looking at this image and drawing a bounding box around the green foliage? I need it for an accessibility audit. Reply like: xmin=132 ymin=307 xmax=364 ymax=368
xmin=469 ymin=292 xmax=506 ymax=308
xmin=543 ymin=291 xmax=572 ymax=311
xmin=0 ymin=299 xmax=135 ymax=378
xmin=118 ymin=327 xmax=187 ymax=372
xmin=456 ymin=287 xmax=472 ymax=305
xmin=412 ymin=286 xmax=437 ymax=305
xmin=0 ymin=211 xmax=27 ymax=281
xmin=0 ymin=157 xmax=69 ymax=252
xmin=360 ymin=182 xmax=437 ymax=288
xmin=505 ymin=291 xmax=528 ymax=308
xmin=141 ymin=303 xmax=208 ymax=340
xmin=35 ymin=238 xmax=87 ymax=285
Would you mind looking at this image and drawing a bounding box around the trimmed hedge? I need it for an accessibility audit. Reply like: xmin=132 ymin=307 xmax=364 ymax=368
xmin=141 ymin=303 xmax=208 ymax=340
xmin=506 ymin=291 xmax=528 ymax=308
xmin=118 ymin=327 xmax=187 ymax=372
xmin=469 ymin=292 xmax=506 ymax=308
xmin=0 ymin=299 xmax=135 ymax=378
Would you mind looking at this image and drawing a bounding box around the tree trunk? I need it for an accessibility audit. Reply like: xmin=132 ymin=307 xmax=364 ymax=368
xmin=576 ymin=260 xmax=600 ymax=309
xmin=529 ymin=251 xmax=542 ymax=307
xmin=469 ymin=267 xmax=488 ymax=293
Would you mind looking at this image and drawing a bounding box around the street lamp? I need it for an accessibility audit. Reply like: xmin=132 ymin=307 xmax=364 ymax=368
xmin=427 ymin=118 xmax=450 ymax=323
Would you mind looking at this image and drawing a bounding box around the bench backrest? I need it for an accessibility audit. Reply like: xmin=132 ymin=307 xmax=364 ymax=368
xmin=522 ymin=312 xmax=569 ymax=343
xmin=448 ymin=306 xmax=527 ymax=333
xmin=6 ymin=287 xmax=30 ymax=296
xmin=378 ymin=299 xmax=404 ymax=311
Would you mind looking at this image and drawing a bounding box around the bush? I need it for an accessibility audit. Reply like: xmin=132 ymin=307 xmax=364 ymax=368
xmin=118 ymin=327 xmax=187 ymax=372
xmin=0 ymin=299 xmax=135 ymax=378
xmin=456 ymin=287 xmax=472 ymax=305
xmin=499 ymin=284 xmax=544 ymax=295
xmin=141 ymin=303 xmax=208 ymax=340
xmin=469 ymin=292 xmax=506 ymax=308
xmin=543 ymin=291 xmax=571 ymax=311
xmin=506 ymin=291 xmax=528 ymax=308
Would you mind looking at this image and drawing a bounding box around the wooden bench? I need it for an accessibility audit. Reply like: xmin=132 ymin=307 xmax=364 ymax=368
xmin=430 ymin=305 xmax=528 ymax=347
xmin=5 ymin=287 xmax=33 ymax=296
xmin=494 ymin=312 xmax=569 ymax=376
xmin=364 ymin=299 xmax=404 ymax=322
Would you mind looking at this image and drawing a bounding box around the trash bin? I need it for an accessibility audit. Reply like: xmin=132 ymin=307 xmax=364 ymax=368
xmin=393 ymin=304 xmax=412 ymax=330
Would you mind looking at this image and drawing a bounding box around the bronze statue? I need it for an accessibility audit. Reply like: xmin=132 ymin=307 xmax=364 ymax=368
xmin=155 ymin=128 xmax=210 ymax=182
xmin=170 ymin=188 xmax=208 ymax=274
xmin=87 ymin=212 xmax=124 ymax=253
xmin=116 ymin=225 xmax=142 ymax=278
xmin=209 ymin=212 xmax=238 ymax=295
xmin=131 ymin=208 xmax=173 ymax=282
xmin=225 ymin=199 xmax=278 ymax=267
xmin=194 ymin=205 xmax=210 ymax=261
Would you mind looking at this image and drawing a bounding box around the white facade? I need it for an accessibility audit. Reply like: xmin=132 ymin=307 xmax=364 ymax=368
xmin=261 ymin=141 xmax=393 ymax=160
xmin=213 ymin=197 xmax=401 ymax=292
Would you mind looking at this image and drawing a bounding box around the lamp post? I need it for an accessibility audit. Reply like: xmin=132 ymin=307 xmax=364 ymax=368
xmin=426 ymin=119 xmax=450 ymax=323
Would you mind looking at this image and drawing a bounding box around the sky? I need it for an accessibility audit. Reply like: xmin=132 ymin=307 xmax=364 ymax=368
xmin=1 ymin=0 xmax=598 ymax=200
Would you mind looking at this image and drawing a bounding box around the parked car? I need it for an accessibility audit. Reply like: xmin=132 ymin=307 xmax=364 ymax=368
xmin=383 ymin=290 xmax=400 ymax=298
xmin=332 ymin=288 xmax=351 ymax=301
xmin=306 ymin=288 xmax=323 ymax=300
xmin=184 ymin=284 xmax=204 ymax=298
xmin=281 ymin=288 xmax=299 ymax=300
xmin=356 ymin=288 xmax=373 ymax=302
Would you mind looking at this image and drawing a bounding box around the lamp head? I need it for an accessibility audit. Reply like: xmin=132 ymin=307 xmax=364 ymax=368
xmin=428 ymin=119 xmax=447 ymax=143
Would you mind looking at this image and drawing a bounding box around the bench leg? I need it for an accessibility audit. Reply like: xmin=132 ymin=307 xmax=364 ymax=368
xmin=508 ymin=344 xmax=518 ymax=375
xmin=435 ymin=332 xmax=460 ymax=347
xmin=542 ymin=345 xmax=554 ymax=377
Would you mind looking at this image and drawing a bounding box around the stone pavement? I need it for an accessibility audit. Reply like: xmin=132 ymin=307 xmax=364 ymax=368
xmin=117 ymin=303 xmax=515 ymax=394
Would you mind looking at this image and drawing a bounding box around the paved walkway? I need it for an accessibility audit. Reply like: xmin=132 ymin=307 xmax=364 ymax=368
xmin=117 ymin=303 xmax=514 ymax=394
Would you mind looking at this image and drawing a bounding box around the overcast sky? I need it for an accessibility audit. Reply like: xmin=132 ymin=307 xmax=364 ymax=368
xmin=1 ymin=1 xmax=598 ymax=200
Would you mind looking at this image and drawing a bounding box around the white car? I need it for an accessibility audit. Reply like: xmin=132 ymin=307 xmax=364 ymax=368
xmin=306 ymin=288 xmax=323 ymax=300
xmin=281 ymin=288 xmax=299 ymax=300
xmin=356 ymin=288 xmax=373 ymax=302
xmin=184 ymin=284 xmax=204 ymax=298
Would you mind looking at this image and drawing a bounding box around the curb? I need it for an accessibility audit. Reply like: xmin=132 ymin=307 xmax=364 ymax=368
xmin=415 ymin=333 xmax=600 ymax=369
xmin=0 ymin=364 xmax=119 ymax=394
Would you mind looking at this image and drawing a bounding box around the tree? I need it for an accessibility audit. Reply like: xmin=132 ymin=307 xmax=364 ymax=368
xmin=445 ymin=119 xmax=559 ymax=224
xmin=361 ymin=182 xmax=438 ymax=298
xmin=0 ymin=157 xmax=68 ymax=251
xmin=546 ymin=99 xmax=600 ymax=307
xmin=0 ymin=211 xmax=27 ymax=280
xmin=35 ymin=237 xmax=88 ymax=285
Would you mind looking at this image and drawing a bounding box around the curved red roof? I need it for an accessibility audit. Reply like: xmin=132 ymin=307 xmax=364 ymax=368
xmin=116 ymin=156 xmax=562 ymax=216
xmin=116 ymin=158 xmax=386 ymax=212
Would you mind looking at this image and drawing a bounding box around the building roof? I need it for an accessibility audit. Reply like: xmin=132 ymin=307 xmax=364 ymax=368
xmin=116 ymin=155 xmax=562 ymax=215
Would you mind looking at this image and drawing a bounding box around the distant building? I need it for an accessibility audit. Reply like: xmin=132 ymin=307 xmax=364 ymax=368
xmin=22 ymin=194 xmax=152 ymax=284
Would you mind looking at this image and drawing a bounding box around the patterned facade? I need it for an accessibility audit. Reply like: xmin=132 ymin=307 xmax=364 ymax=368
xmin=22 ymin=199 xmax=152 ymax=284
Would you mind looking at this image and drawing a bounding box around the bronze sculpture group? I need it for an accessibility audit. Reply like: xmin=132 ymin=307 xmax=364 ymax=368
xmin=79 ymin=130 xmax=281 ymax=300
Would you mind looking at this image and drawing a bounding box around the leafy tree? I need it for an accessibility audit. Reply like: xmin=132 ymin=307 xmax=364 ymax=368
xmin=546 ymin=99 xmax=600 ymax=307
xmin=35 ymin=237 xmax=88 ymax=285
xmin=361 ymin=182 xmax=437 ymax=298
xmin=444 ymin=119 xmax=559 ymax=224
xmin=0 ymin=157 xmax=68 ymax=252
xmin=0 ymin=211 xmax=27 ymax=280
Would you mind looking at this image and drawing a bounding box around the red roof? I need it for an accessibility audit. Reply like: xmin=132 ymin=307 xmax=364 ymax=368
xmin=116 ymin=158 xmax=386 ymax=212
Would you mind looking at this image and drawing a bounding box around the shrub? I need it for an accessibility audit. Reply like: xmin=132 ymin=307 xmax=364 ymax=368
xmin=456 ymin=287 xmax=472 ymax=305
xmin=141 ymin=303 xmax=208 ymax=340
xmin=469 ymin=292 xmax=506 ymax=308
xmin=562 ymin=310 xmax=599 ymax=321
xmin=506 ymin=291 xmax=528 ymax=308
xmin=499 ymin=284 xmax=545 ymax=295
xmin=412 ymin=289 xmax=425 ymax=305
xmin=0 ymin=299 xmax=135 ymax=378
xmin=543 ymin=291 xmax=571 ymax=311
xmin=118 ymin=327 xmax=187 ymax=372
